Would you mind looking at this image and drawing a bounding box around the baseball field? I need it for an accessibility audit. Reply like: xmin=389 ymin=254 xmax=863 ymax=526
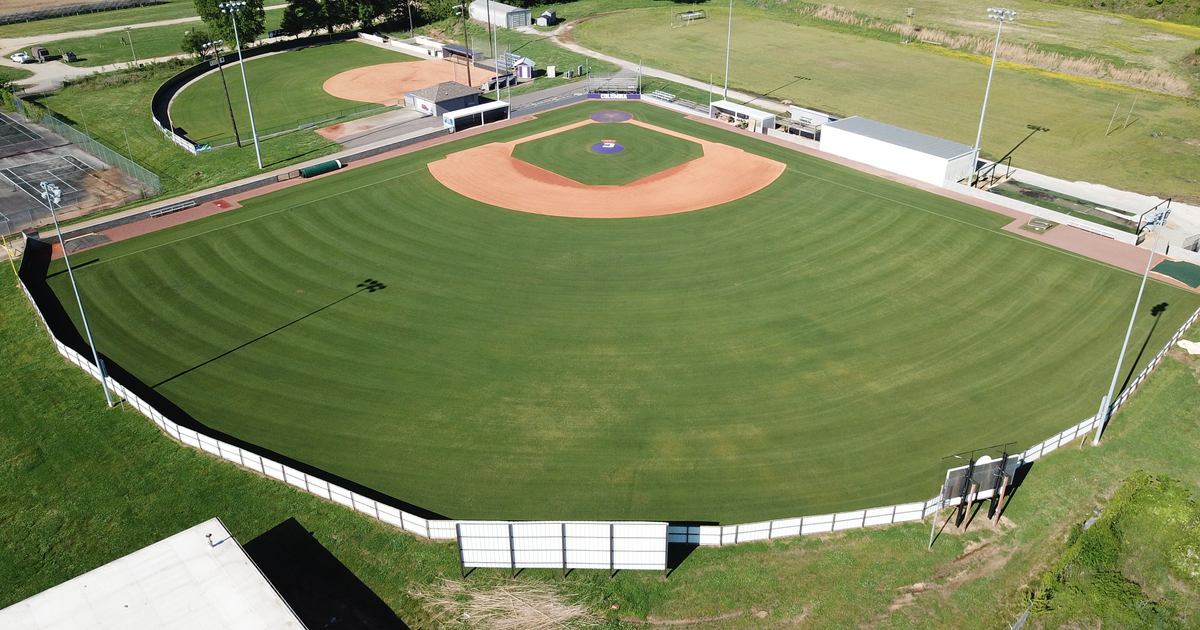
xmin=43 ymin=100 xmax=1200 ymax=524
xmin=169 ymin=42 xmax=420 ymax=145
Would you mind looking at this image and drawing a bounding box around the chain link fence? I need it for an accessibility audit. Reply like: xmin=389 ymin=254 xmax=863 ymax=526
xmin=14 ymin=96 xmax=160 ymax=193
xmin=199 ymin=101 xmax=401 ymax=151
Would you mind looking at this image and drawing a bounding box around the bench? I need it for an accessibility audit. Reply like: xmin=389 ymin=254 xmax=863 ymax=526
xmin=148 ymin=199 xmax=197 ymax=218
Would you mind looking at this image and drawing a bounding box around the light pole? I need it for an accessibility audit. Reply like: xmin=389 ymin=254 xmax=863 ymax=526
xmin=125 ymin=27 xmax=138 ymax=65
xmin=41 ymin=182 xmax=114 ymax=407
xmin=722 ymin=0 xmax=734 ymax=100
xmin=970 ymin=7 xmax=1015 ymax=186
xmin=204 ymin=39 xmax=242 ymax=148
xmin=1093 ymin=203 xmax=1171 ymax=445
xmin=220 ymin=1 xmax=262 ymax=169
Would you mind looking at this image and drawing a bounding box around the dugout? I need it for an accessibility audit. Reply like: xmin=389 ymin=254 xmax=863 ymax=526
xmin=443 ymin=100 xmax=510 ymax=132
xmin=820 ymin=116 xmax=974 ymax=186
xmin=710 ymin=100 xmax=775 ymax=134
xmin=404 ymin=81 xmax=481 ymax=116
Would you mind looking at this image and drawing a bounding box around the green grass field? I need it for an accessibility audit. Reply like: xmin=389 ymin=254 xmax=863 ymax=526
xmin=169 ymin=41 xmax=417 ymax=145
xmin=572 ymin=6 xmax=1200 ymax=203
xmin=30 ymin=8 xmax=284 ymax=68
xmin=511 ymin=122 xmax=702 ymax=185
xmin=41 ymin=100 xmax=1200 ymax=524
xmin=0 ymin=0 xmax=199 ymax=38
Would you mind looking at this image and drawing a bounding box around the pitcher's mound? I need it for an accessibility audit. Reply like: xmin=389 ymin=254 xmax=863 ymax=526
xmin=323 ymin=59 xmax=484 ymax=104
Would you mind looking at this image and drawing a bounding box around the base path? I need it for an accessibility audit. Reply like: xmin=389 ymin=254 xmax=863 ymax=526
xmin=322 ymin=59 xmax=484 ymax=104
xmin=428 ymin=119 xmax=785 ymax=218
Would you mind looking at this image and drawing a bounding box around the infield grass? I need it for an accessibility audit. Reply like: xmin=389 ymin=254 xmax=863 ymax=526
xmin=512 ymin=122 xmax=702 ymax=185
xmin=169 ymin=41 xmax=418 ymax=145
xmin=41 ymin=100 xmax=1200 ymax=524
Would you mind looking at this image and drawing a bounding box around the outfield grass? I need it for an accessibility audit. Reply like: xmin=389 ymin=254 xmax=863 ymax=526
xmin=29 ymin=62 xmax=343 ymax=198
xmin=39 ymin=100 xmax=1200 ymax=524
xmin=8 ymin=249 xmax=1200 ymax=628
xmin=30 ymin=8 xmax=284 ymax=68
xmin=512 ymin=122 xmax=702 ymax=185
xmin=170 ymin=41 xmax=418 ymax=145
xmin=572 ymin=6 xmax=1200 ymax=203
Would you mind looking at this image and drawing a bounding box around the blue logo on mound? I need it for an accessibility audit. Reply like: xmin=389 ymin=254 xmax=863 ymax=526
xmin=591 ymin=141 xmax=625 ymax=154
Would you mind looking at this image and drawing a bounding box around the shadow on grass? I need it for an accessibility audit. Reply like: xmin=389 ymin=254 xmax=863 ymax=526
xmin=245 ymin=518 xmax=410 ymax=630
xmin=20 ymin=238 xmax=445 ymax=521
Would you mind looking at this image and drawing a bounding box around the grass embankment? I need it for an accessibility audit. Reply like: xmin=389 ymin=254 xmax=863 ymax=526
xmin=0 ymin=0 xmax=200 ymax=38
xmin=573 ymin=7 xmax=1200 ymax=203
xmin=402 ymin=18 xmax=620 ymax=98
xmin=30 ymin=8 xmax=284 ymax=68
xmin=170 ymin=41 xmax=415 ymax=145
xmin=0 ymin=66 xmax=35 ymax=86
xmin=5 ymin=259 xmax=1200 ymax=627
xmin=40 ymin=100 xmax=1200 ymax=523
xmin=25 ymin=61 xmax=341 ymax=198
xmin=511 ymin=122 xmax=702 ymax=184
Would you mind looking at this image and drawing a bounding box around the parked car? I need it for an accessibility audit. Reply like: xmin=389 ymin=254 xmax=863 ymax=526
xmin=9 ymin=52 xmax=32 ymax=64
xmin=62 ymin=51 xmax=77 ymax=63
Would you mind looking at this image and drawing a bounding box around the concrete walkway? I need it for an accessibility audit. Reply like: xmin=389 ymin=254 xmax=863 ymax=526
xmin=529 ymin=19 xmax=789 ymax=114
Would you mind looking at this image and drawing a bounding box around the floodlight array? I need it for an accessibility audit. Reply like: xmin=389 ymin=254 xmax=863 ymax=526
xmin=987 ymin=7 xmax=1015 ymax=21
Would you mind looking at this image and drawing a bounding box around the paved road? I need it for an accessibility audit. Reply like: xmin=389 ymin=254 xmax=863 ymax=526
xmin=0 ymin=5 xmax=287 ymax=93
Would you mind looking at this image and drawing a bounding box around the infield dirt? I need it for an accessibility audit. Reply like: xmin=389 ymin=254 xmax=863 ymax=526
xmin=322 ymin=59 xmax=486 ymax=104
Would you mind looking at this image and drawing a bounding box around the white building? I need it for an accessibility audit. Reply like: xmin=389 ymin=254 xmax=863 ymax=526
xmin=819 ymin=116 xmax=975 ymax=186
xmin=404 ymin=81 xmax=481 ymax=116
xmin=710 ymin=100 xmax=776 ymax=134
xmin=0 ymin=518 xmax=303 ymax=630
xmin=469 ymin=0 xmax=531 ymax=29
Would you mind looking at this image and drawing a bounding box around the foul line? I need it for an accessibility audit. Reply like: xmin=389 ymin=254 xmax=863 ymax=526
xmin=89 ymin=166 xmax=429 ymax=267
xmin=783 ymin=166 xmax=1146 ymax=278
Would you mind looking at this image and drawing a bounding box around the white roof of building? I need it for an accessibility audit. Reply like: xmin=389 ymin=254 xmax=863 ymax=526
xmin=711 ymin=100 xmax=776 ymax=121
xmin=0 ymin=518 xmax=304 ymax=630
xmin=469 ymin=0 xmax=526 ymax=13
xmin=444 ymin=100 xmax=510 ymax=118
xmin=823 ymin=116 xmax=973 ymax=159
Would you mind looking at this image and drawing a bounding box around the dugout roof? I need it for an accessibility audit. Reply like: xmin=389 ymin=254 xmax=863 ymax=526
xmin=823 ymin=116 xmax=973 ymax=159
xmin=405 ymin=81 xmax=481 ymax=103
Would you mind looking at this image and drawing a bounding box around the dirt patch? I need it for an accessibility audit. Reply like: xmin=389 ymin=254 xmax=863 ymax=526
xmin=427 ymin=119 xmax=786 ymax=219
xmin=644 ymin=610 xmax=745 ymax=626
xmin=321 ymin=59 xmax=484 ymax=105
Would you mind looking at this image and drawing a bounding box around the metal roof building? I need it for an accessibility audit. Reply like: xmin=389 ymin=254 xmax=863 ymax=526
xmin=404 ymin=81 xmax=481 ymax=116
xmin=468 ymin=0 xmax=531 ymax=29
xmin=819 ymin=116 xmax=975 ymax=186
xmin=0 ymin=518 xmax=303 ymax=630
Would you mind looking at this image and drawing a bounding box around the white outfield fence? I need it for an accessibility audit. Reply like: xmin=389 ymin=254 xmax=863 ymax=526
xmin=16 ymin=259 xmax=1200 ymax=561
xmin=457 ymin=522 xmax=667 ymax=574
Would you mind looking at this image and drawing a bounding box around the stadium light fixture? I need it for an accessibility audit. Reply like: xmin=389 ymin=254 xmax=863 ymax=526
xmin=969 ymin=7 xmax=1015 ymax=186
xmin=1094 ymin=202 xmax=1171 ymax=445
xmin=41 ymin=182 xmax=114 ymax=408
xmin=220 ymin=1 xmax=262 ymax=169
xmin=722 ymin=0 xmax=733 ymax=100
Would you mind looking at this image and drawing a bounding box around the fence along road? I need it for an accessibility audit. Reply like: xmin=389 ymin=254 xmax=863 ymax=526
xmin=15 ymin=239 xmax=1200 ymax=558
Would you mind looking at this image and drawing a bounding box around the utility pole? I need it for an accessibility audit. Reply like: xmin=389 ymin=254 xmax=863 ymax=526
xmin=41 ymin=182 xmax=114 ymax=407
xmin=723 ymin=0 xmax=733 ymax=100
xmin=220 ymin=1 xmax=262 ymax=168
xmin=125 ymin=27 xmax=138 ymax=65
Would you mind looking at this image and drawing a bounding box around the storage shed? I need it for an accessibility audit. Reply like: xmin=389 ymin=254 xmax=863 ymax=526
xmin=820 ymin=116 xmax=975 ymax=186
xmin=443 ymin=100 xmax=510 ymax=132
xmin=710 ymin=100 xmax=775 ymax=134
xmin=404 ymin=81 xmax=481 ymax=116
xmin=469 ymin=0 xmax=531 ymax=29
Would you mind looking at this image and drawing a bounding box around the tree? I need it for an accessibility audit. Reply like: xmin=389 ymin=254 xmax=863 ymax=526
xmin=180 ymin=28 xmax=213 ymax=57
xmin=193 ymin=0 xmax=267 ymax=50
